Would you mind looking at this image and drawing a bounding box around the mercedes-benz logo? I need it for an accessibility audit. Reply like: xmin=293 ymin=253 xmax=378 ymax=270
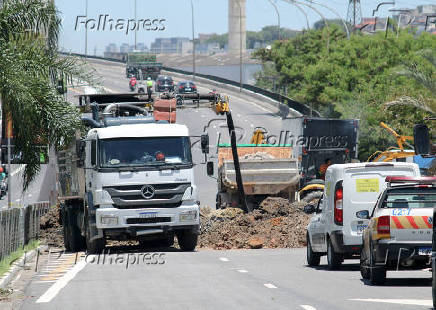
xmin=141 ymin=185 xmax=155 ymax=199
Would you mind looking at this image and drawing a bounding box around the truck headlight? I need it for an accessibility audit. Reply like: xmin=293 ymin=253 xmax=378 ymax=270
xmin=100 ymin=216 xmax=118 ymax=225
xmin=179 ymin=210 xmax=197 ymax=222
xmin=182 ymin=186 xmax=193 ymax=201
xmin=94 ymin=189 xmax=114 ymax=205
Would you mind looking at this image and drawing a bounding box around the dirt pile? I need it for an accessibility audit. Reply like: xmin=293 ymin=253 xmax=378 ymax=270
xmin=39 ymin=204 xmax=64 ymax=247
xmin=199 ymin=197 xmax=311 ymax=249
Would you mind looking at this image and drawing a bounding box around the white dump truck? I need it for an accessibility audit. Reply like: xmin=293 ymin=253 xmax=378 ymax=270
xmin=57 ymin=94 xmax=199 ymax=253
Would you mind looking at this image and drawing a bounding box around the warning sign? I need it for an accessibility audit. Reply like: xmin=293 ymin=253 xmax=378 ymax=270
xmin=356 ymin=178 xmax=379 ymax=192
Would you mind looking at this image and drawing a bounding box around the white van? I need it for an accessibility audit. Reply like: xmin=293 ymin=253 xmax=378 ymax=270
xmin=305 ymin=162 xmax=420 ymax=270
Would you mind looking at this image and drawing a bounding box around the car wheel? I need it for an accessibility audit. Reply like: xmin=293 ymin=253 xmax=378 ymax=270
xmin=327 ymin=238 xmax=342 ymax=270
xmin=306 ymin=233 xmax=321 ymax=267
xmin=369 ymin=242 xmax=386 ymax=285
xmin=360 ymin=248 xmax=370 ymax=279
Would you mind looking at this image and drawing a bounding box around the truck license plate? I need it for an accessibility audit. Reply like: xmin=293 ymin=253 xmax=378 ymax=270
xmin=357 ymin=225 xmax=367 ymax=234
xmin=139 ymin=212 xmax=157 ymax=219
xmin=418 ymin=247 xmax=432 ymax=256
xmin=185 ymin=88 xmax=191 ymax=91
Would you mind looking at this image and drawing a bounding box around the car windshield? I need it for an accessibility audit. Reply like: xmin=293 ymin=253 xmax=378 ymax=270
xmin=99 ymin=137 xmax=192 ymax=168
xmin=383 ymin=187 xmax=436 ymax=208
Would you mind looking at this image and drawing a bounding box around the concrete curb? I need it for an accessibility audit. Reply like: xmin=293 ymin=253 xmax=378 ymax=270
xmin=0 ymin=245 xmax=48 ymax=289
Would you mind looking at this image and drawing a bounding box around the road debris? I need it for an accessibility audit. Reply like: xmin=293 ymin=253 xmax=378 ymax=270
xmin=199 ymin=197 xmax=310 ymax=249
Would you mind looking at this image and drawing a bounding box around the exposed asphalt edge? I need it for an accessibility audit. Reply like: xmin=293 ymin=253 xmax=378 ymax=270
xmin=0 ymin=245 xmax=48 ymax=289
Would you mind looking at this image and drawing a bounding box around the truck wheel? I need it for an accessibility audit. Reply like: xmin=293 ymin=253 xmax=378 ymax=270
xmin=327 ymin=238 xmax=342 ymax=270
xmin=86 ymin=225 xmax=105 ymax=254
xmin=66 ymin=211 xmax=85 ymax=252
xmin=177 ymin=230 xmax=198 ymax=251
xmin=360 ymin=248 xmax=370 ymax=279
xmin=302 ymin=191 xmax=323 ymax=204
xmin=370 ymin=266 xmax=386 ymax=285
xmin=306 ymin=233 xmax=321 ymax=266
xmin=63 ymin=218 xmax=71 ymax=251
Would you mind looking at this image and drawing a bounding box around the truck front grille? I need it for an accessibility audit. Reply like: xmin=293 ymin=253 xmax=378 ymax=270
xmin=126 ymin=217 xmax=172 ymax=224
xmin=104 ymin=183 xmax=190 ymax=209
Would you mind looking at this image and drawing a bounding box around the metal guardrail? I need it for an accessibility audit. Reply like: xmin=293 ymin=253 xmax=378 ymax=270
xmin=0 ymin=202 xmax=50 ymax=261
xmin=59 ymin=52 xmax=321 ymax=117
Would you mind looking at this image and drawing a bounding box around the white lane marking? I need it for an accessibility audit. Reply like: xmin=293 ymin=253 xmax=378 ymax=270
xmin=28 ymin=194 xmax=32 ymax=197
xmin=219 ymin=257 xmax=229 ymax=262
xmin=250 ymin=124 xmax=254 ymax=128
xmin=36 ymin=260 xmax=86 ymax=303
xmin=264 ymin=283 xmax=277 ymax=289
xmin=237 ymin=114 xmax=241 ymax=117
xmin=201 ymin=115 xmax=206 ymax=118
xmin=349 ymin=299 xmax=432 ymax=307
xmin=11 ymin=165 xmax=26 ymax=176
xmin=15 ymin=199 xmax=20 ymax=202
xmin=300 ymin=305 xmax=317 ymax=310
xmin=244 ymin=119 xmax=248 ymax=122
xmin=237 ymin=269 xmax=248 ymax=273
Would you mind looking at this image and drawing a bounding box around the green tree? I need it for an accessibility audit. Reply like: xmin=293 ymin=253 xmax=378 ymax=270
xmin=0 ymin=0 xmax=96 ymax=187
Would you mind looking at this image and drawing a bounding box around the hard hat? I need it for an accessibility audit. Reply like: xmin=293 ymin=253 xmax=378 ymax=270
xmin=147 ymin=77 xmax=151 ymax=80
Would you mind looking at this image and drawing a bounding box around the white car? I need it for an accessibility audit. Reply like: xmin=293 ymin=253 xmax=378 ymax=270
xmin=304 ymin=162 xmax=420 ymax=270
xmin=359 ymin=176 xmax=436 ymax=285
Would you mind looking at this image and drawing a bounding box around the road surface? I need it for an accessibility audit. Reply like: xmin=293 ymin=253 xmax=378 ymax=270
xmin=17 ymin=248 xmax=433 ymax=310
xmin=3 ymin=58 xmax=433 ymax=310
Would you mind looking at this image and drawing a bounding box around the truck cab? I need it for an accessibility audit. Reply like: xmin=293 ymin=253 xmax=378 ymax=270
xmin=58 ymin=96 xmax=199 ymax=253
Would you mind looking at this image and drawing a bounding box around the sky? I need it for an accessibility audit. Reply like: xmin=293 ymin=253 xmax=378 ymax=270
xmin=55 ymin=0 xmax=436 ymax=55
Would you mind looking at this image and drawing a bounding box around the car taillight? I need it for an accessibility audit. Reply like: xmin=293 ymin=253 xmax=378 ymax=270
xmin=377 ymin=216 xmax=390 ymax=235
xmin=334 ymin=184 xmax=343 ymax=226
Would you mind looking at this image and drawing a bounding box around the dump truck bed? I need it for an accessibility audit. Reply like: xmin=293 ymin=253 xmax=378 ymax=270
xmin=218 ymin=146 xmax=299 ymax=195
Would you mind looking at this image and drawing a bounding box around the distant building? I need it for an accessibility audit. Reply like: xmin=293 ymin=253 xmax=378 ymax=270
xmin=119 ymin=43 xmax=130 ymax=54
xmin=150 ymin=37 xmax=192 ymax=54
xmin=105 ymin=43 xmax=118 ymax=53
xmin=416 ymin=4 xmax=436 ymax=14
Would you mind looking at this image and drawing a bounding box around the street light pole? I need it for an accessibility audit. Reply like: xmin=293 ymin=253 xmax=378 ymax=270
xmin=268 ymin=0 xmax=281 ymax=40
xmin=191 ymin=0 xmax=196 ymax=80
xmin=85 ymin=0 xmax=88 ymax=57
xmin=134 ymin=0 xmax=137 ymax=50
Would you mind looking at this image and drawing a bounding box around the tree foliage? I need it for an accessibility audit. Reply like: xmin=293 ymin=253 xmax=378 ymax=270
xmin=0 ymin=0 xmax=97 ymax=188
xmin=254 ymin=26 xmax=436 ymax=160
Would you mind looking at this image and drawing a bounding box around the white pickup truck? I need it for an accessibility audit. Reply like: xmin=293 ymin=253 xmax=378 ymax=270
xmin=359 ymin=176 xmax=436 ymax=285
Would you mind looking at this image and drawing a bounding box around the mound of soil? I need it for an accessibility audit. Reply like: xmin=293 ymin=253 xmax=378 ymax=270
xmin=199 ymin=197 xmax=311 ymax=250
xmin=39 ymin=204 xmax=64 ymax=247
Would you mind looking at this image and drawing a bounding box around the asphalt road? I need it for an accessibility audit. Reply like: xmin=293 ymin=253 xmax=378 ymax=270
xmin=6 ymin=59 xmax=434 ymax=309
xmin=18 ymin=248 xmax=432 ymax=310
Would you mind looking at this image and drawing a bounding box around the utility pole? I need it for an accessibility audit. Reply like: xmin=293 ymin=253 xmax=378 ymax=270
xmin=84 ymin=0 xmax=88 ymax=57
xmin=347 ymin=0 xmax=362 ymax=31
xmin=134 ymin=0 xmax=137 ymax=50
xmin=191 ymin=0 xmax=196 ymax=80
xmin=6 ymin=114 xmax=11 ymax=209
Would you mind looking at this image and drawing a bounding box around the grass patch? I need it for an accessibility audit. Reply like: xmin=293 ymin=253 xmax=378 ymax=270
xmin=0 ymin=240 xmax=40 ymax=277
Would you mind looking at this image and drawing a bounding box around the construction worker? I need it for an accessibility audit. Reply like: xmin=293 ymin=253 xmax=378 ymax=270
xmin=319 ymin=158 xmax=332 ymax=180
xmin=146 ymin=77 xmax=153 ymax=100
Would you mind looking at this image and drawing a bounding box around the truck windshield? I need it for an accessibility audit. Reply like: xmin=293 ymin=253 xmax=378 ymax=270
xmin=383 ymin=187 xmax=436 ymax=208
xmin=98 ymin=137 xmax=192 ymax=168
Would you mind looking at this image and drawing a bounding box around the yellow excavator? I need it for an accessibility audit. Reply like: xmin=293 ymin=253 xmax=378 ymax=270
xmin=367 ymin=122 xmax=415 ymax=162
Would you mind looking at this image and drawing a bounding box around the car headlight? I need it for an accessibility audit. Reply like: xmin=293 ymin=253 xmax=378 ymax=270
xmin=182 ymin=186 xmax=193 ymax=201
xmin=100 ymin=216 xmax=118 ymax=225
xmin=94 ymin=189 xmax=114 ymax=206
xmin=179 ymin=210 xmax=197 ymax=222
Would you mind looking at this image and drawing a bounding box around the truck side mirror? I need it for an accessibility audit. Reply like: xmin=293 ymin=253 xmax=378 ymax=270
xmin=201 ymin=134 xmax=209 ymax=154
xmin=414 ymin=124 xmax=430 ymax=155
xmin=303 ymin=204 xmax=316 ymax=214
xmin=206 ymin=161 xmax=214 ymax=176
xmin=76 ymin=140 xmax=85 ymax=168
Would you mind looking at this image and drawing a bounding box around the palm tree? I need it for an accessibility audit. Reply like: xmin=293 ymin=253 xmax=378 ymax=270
xmin=0 ymin=0 xmax=96 ymax=188
xmin=385 ymin=49 xmax=436 ymax=114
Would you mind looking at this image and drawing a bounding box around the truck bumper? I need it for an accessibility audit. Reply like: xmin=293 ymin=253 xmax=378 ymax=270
xmin=373 ymin=241 xmax=432 ymax=265
xmin=95 ymin=203 xmax=200 ymax=235
xmin=330 ymin=231 xmax=361 ymax=255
